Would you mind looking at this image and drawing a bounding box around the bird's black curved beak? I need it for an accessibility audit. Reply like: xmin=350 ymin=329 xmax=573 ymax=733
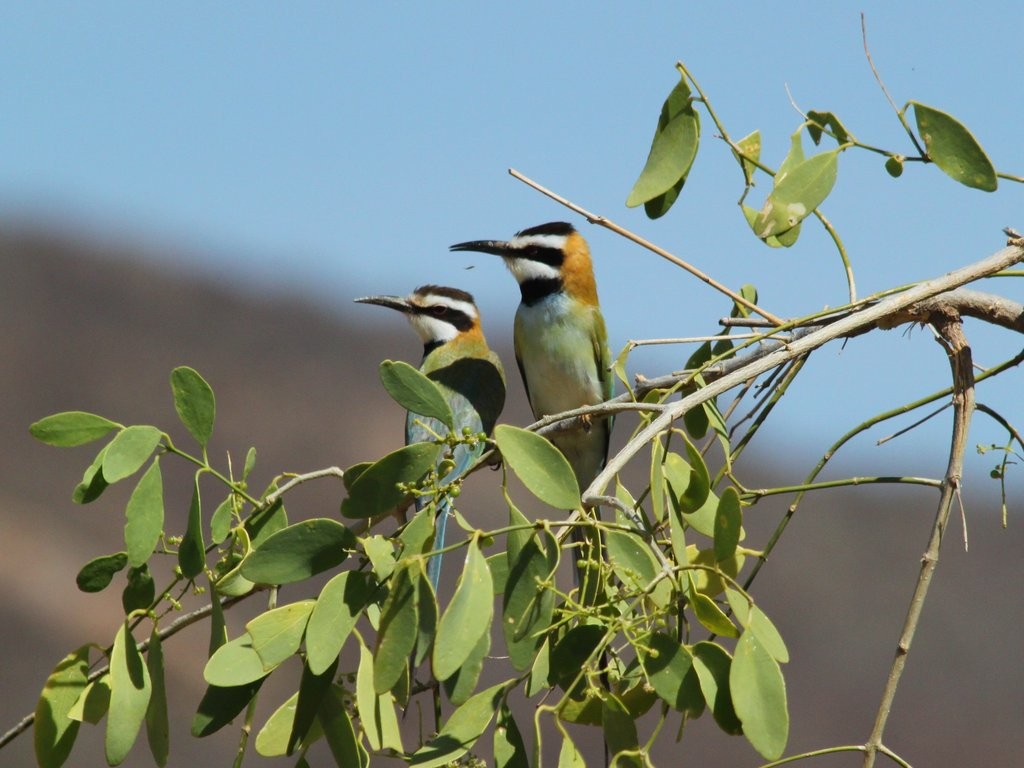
xmin=449 ymin=239 xmax=515 ymax=257
xmin=353 ymin=295 xmax=412 ymax=313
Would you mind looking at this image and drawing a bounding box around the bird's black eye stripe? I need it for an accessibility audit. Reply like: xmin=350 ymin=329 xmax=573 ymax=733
xmin=415 ymin=303 xmax=473 ymax=332
xmin=519 ymin=245 xmax=564 ymax=267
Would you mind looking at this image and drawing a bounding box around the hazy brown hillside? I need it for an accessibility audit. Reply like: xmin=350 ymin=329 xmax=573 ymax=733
xmin=1 ymin=226 xmax=1020 ymax=766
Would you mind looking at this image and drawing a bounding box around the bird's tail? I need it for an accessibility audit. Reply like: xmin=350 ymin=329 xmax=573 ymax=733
xmin=426 ymin=496 xmax=451 ymax=590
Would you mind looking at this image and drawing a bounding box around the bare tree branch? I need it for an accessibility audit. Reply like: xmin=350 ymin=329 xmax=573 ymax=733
xmin=862 ymin=312 xmax=976 ymax=767
xmin=582 ymin=242 xmax=1023 ymax=507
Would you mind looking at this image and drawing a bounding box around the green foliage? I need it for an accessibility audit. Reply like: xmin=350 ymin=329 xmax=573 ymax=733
xmin=730 ymin=631 xmax=789 ymax=760
xmin=340 ymin=442 xmax=441 ymax=518
xmin=104 ymin=426 xmax=163 ymax=484
xmin=124 ymin=459 xmax=164 ymax=568
xmin=433 ymin=538 xmax=493 ymax=681
xmin=626 ymin=74 xmax=701 ymax=216
xmin=240 ymin=518 xmax=356 ymax=584
xmin=170 ymin=366 xmax=216 ymax=449
xmin=910 ymin=101 xmax=997 ymax=191
xmin=18 ymin=41 xmax=1023 ymax=768
xmin=30 ymin=411 xmax=120 ymax=447
xmin=379 ymin=359 xmax=455 ymax=429
xmin=23 ymin=361 xmax=791 ymax=766
xmin=493 ymin=424 xmax=580 ymax=509
xmin=106 ymin=620 xmax=152 ymax=765
xmin=76 ymin=552 xmax=128 ymax=593
xmin=34 ymin=646 xmax=89 ymax=768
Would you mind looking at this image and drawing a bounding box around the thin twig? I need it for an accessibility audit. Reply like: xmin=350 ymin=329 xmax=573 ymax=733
xmin=265 ymin=466 xmax=345 ymax=505
xmin=507 ymin=168 xmax=785 ymax=325
xmin=861 ymin=13 xmax=926 ymax=157
xmin=0 ymin=592 xmax=253 ymax=749
xmin=876 ymin=402 xmax=951 ymax=445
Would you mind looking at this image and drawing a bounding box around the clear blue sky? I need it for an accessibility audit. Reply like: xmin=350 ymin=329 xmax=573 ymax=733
xmin=3 ymin=3 xmax=1022 ymax=488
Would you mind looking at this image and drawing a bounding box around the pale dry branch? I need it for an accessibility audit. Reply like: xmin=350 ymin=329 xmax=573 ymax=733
xmin=862 ymin=313 xmax=975 ymax=768
xmin=582 ymin=242 xmax=1023 ymax=506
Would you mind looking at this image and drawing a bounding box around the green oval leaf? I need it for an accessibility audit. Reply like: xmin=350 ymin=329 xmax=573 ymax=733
xmin=203 ymin=635 xmax=268 ymax=687
xmin=691 ymin=641 xmax=742 ymax=735
xmin=732 ymin=129 xmax=762 ymax=185
xmin=178 ymin=478 xmax=206 ymax=580
xmin=213 ymin=529 xmax=255 ymax=598
xmin=76 ymin=551 xmax=128 ymax=593
xmin=731 ymin=631 xmax=789 ymax=759
xmin=642 ymin=175 xmax=686 ymax=220
xmin=288 ymin=658 xmax=336 ymax=755
xmin=754 ymin=150 xmax=838 ymax=239
xmin=30 ymin=411 xmax=119 ymax=447
xmin=103 ymin=426 xmax=162 ymax=483
xmin=106 ymin=620 xmax=152 ymax=766
xmin=73 ymin=444 xmax=111 ymax=504
xmin=34 ymin=645 xmax=90 ymax=768
xmin=374 ymin=562 xmax=420 ymax=694
xmin=246 ymin=600 xmax=316 ymax=671
xmin=414 ymin=564 xmax=438 ymax=667
xmin=145 ymin=629 xmax=169 ymax=767
xmin=380 ymin=360 xmax=454 ymax=430
xmin=434 ymin=540 xmax=494 ymax=681
xmin=557 ymin=731 xmax=586 ymax=768
xmin=713 ymin=486 xmax=742 ymax=562
xmin=340 ymin=442 xmax=442 ymax=518
xmin=122 ymin=565 xmax=156 ymax=613
xmin=306 ymin=570 xmax=376 ymax=675
xmin=691 ymin=590 xmax=739 ymax=637
xmin=190 ymin=678 xmax=265 ymax=738
xmin=170 ymin=366 xmax=216 ymax=448
xmin=494 ymin=704 xmax=529 ymax=768
xmin=627 ymin=76 xmax=700 ymax=208
xmin=318 ymin=686 xmax=366 ymax=768
xmin=67 ymin=676 xmax=111 ymax=725
xmin=681 ymin=437 xmax=711 ymax=511
xmin=241 ymin=518 xmax=356 ymax=585
xmin=125 ymin=459 xmax=164 ymax=568
xmin=689 ymin=575 xmax=738 ymax=637
xmin=601 ymin=694 xmax=641 ymax=766
xmin=210 ymin=495 xmax=234 ymax=545
xmin=742 ymin=204 xmax=792 ymax=249
xmin=912 ymin=101 xmax=997 ymax=191
xmin=409 ymin=682 xmax=508 ymax=768
xmin=355 ymin=642 xmax=380 ymax=750
xmin=550 ymin=625 xmax=604 ymax=698
xmin=806 ymin=110 xmax=851 ymax=146
xmin=606 ymin=526 xmax=671 ymax=608
xmin=494 ymin=425 xmax=580 ymax=509
xmin=444 ymin=621 xmax=490 ymax=705
xmin=639 ymin=632 xmax=704 ymax=716
xmin=503 ymin=527 xmax=559 ymax=671
xmin=255 ymin=692 xmax=300 ymax=757
xmin=727 ymin=589 xmax=791 ymax=665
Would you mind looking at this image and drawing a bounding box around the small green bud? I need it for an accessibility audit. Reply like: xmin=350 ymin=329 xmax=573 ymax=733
xmin=884 ymin=154 xmax=904 ymax=178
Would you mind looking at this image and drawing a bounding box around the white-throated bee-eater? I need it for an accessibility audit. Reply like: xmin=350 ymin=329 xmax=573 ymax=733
xmin=355 ymin=285 xmax=505 ymax=588
xmin=450 ymin=221 xmax=612 ymax=526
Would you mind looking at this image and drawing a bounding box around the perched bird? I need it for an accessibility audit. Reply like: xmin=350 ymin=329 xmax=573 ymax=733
xmin=450 ymin=222 xmax=612 ymax=573
xmin=354 ymin=285 xmax=505 ymax=588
